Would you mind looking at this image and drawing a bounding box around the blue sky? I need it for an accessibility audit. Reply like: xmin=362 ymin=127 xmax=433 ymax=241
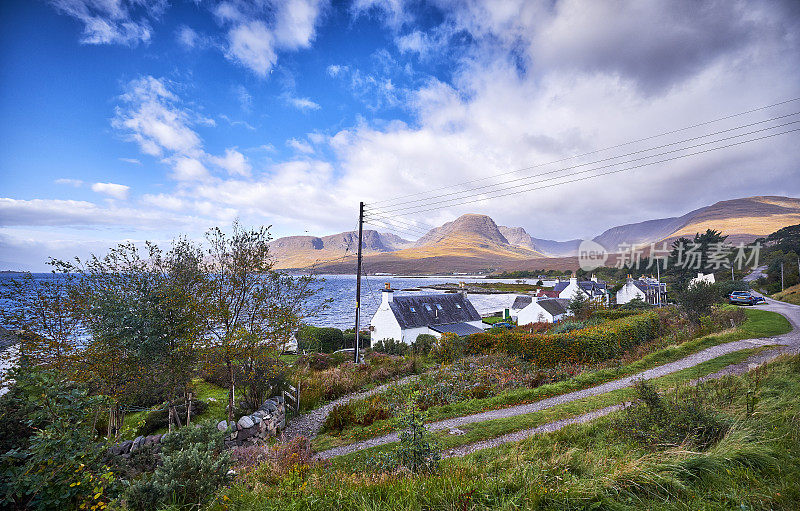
xmin=2 ymin=0 xmax=800 ymax=270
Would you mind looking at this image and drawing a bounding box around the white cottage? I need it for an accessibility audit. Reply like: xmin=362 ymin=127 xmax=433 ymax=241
xmin=616 ymin=276 xmax=667 ymax=305
xmin=370 ymin=285 xmax=486 ymax=345
xmin=553 ymin=275 xmax=609 ymax=304
xmin=516 ymin=297 xmax=571 ymax=324
xmin=689 ymin=272 xmax=716 ymax=288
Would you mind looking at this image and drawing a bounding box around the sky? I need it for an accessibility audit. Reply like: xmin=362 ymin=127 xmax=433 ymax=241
xmin=1 ymin=0 xmax=800 ymax=271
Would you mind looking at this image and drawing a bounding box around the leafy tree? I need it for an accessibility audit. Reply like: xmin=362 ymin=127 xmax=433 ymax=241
xmin=0 ymin=264 xmax=82 ymax=373
xmin=678 ymin=281 xmax=721 ymax=322
xmin=0 ymin=363 xmax=116 ymax=511
xmin=200 ymin=222 xmax=321 ymax=422
xmin=394 ymin=393 xmax=440 ymax=473
xmin=568 ymin=289 xmax=590 ymax=319
xmin=412 ymin=333 xmax=436 ymax=355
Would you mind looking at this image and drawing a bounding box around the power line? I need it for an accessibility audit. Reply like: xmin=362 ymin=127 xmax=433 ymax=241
xmin=366 ymin=96 xmax=800 ymax=207
xmin=365 ymin=122 xmax=800 ymax=218
xmin=367 ymin=127 xmax=800 ymax=217
xmin=366 ymin=112 xmax=800 ymax=214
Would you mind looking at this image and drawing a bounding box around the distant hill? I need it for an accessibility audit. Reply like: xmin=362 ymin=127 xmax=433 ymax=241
xmin=270 ymin=195 xmax=800 ymax=273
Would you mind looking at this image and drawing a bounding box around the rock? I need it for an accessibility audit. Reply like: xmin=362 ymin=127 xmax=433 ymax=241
xmin=130 ymin=436 xmax=145 ymax=453
xmin=449 ymin=428 xmax=465 ymax=436
xmin=261 ymin=401 xmax=278 ymax=413
xmin=144 ymin=435 xmax=160 ymax=447
xmin=118 ymin=440 xmax=133 ymax=454
xmin=250 ymin=414 xmax=261 ymax=425
xmin=238 ymin=415 xmax=255 ymax=429
xmin=217 ymin=420 xmax=230 ymax=432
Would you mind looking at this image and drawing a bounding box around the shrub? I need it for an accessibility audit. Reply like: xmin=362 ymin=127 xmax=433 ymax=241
xmin=430 ymin=333 xmax=462 ymax=364
xmin=322 ymin=396 xmax=392 ymax=432
xmin=297 ymin=352 xmax=335 ymax=371
xmin=125 ymin=421 xmax=231 ymax=510
xmin=297 ymin=325 xmax=345 ymax=353
xmin=412 ymin=334 xmax=436 ymax=354
xmin=613 ymin=380 xmax=729 ymax=449
xmin=679 ymin=281 xmax=722 ymax=322
xmin=464 ymin=312 xmax=661 ymax=366
xmin=136 ymin=399 xmax=208 ymax=437
xmin=373 ymin=338 xmax=410 ymax=356
xmin=0 ymin=364 xmax=116 ymax=511
xmin=550 ymin=320 xmax=587 ymax=334
xmin=394 ymin=394 xmax=440 ymax=473
xmin=591 ymin=309 xmax=644 ymax=320
xmin=323 ymin=403 xmax=358 ymax=432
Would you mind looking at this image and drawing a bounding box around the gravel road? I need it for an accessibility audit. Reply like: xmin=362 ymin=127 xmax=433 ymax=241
xmin=314 ymin=298 xmax=800 ymax=460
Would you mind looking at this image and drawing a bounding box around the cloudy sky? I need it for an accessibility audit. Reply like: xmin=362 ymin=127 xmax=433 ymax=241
xmin=1 ymin=0 xmax=800 ymax=270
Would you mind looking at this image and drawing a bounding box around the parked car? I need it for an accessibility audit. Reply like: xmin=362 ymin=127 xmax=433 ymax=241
xmin=491 ymin=322 xmax=515 ymax=330
xmin=729 ymin=291 xmax=764 ymax=305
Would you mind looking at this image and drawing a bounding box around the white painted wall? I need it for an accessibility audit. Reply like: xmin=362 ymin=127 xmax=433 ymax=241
xmin=616 ymin=281 xmax=646 ymax=305
xmin=517 ymin=300 xmax=566 ymax=324
xmin=370 ymin=298 xmax=402 ymax=346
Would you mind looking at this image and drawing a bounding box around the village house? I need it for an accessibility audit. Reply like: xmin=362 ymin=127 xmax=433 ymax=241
xmin=616 ymin=275 xmax=667 ymax=305
xmin=369 ymin=284 xmax=486 ymax=345
xmin=553 ymin=275 xmax=609 ymax=304
xmin=689 ymin=272 xmax=716 ymax=288
xmin=516 ymin=297 xmax=571 ymax=324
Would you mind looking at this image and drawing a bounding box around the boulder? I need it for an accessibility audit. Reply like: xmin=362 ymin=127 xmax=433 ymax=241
xmin=130 ymin=436 xmax=145 ymax=453
xmin=118 ymin=440 xmax=133 ymax=454
xmin=238 ymin=415 xmax=255 ymax=429
xmin=217 ymin=420 xmax=232 ymax=432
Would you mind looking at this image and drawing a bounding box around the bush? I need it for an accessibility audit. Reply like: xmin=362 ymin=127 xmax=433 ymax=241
xmin=373 ymin=338 xmax=410 ymax=356
xmin=136 ymin=399 xmax=208 ymax=436
xmin=592 ymin=309 xmax=644 ymax=320
xmin=550 ymin=320 xmax=587 ymax=334
xmin=0 ymin=364 xmax=116 ymax=511
xmin=296 ymin=352 xmax=335 ymax=371
xmin=322 ymin=396 xmax=392 ymax=432
xmin=412 ymin=334 xmax=436 ymax=355
xmin=429 ymin=333 xmax=462 ymax=364
xmin=614 ymin=380 xmax=729 ymax=449
xmin=297 ymin=325 xmax=345 ymax=353
xmin=125 ymin=421 xmax=231 ymax=510
xmin=464 ymin=312 xmax=661 ymax=366
xmin=679 ymin=281 xmax=723 ymax=322
xmin=394 ymin=394 xmax=440 ymax=473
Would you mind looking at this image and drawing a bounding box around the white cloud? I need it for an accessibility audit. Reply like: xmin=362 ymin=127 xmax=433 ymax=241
xmin=91 ymin=182 xmax=130 ymax=200
xmin=283 ymin=93 xmax=321 ymax=111
xmin=112 ymin=76 xmax=203 ymax=158
xmin=326 ymin=64 xmax=347 ymax=77
xmin=141 ymin=193 xmax=185 ymax=211
xmin=287 ymin=138 xmax=315 ymax=154
xmin=176 ymin=25 xmax=198 ymax=49
xmin=54 ymin=178 xmax=84 ymax=187
xmin=233 ymin=84 xmax=253 ymax=112
xmin=171 ymin=157 xmax=210 ymax=181
xmin=48 ymin=0 xmax=166 ymax=46
xmin=215 ymin=0 xmax=327 ymax=77
xmin=209 ymin=148 xmax=252 ymax=176
xmin=119 ymin=157 xmax=141 ymax=164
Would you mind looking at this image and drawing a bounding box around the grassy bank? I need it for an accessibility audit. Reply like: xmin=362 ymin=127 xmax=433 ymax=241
xmin=311 ymin=308 xmax=789 ymax=451
xmin=773 ymin=283 xmax=800 ymax=305
xmin=218 ymin=354 xmax=800 ymax=510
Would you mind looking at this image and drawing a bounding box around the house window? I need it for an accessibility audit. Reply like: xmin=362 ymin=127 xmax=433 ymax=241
xmin=424 ymin=304 xmax=432 ymax=311
xmin=455 ymin=304 xmax=461 ymax=309
xmin=409 ymin=307 xmax=416 ymax=312
xmin=435 ymin=304 xmax=443 ymax=310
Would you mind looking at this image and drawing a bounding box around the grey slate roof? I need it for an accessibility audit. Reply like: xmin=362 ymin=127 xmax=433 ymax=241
xmin=537 ymin=298 xmax=568 ymax=317
xmin=554 ymin=280 xmax=608 ymax=297
xmin=553 ymin=281 xmax=569 ymax=294
xmin=429 ymin=322 xmax=485 ymax=336
xmin=389 ymin=293 xmax=482 ymax=329
xmin=511 ymin=295 xmax=533 ymax=309
xmin=633 ymin=280 xmax=666 ymax=292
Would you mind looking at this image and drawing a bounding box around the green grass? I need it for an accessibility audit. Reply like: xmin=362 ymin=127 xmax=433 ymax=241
xmin=218 ymin=354 xmax=800 ymax=510
xmin=119 ymin=379 xmax=229 ymax=439
xmin=311 ymin=308 xmax=790 ymax=450
xmin=325 ymin=347 xmax=765 ymax=466
xmin=481 ymin=316 xmax=508 ymax=325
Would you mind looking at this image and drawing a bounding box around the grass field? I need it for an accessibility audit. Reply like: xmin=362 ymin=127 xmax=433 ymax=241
xmin=311 ymin=308 xmax=790 ymax=451
xmin=218 ymin=353 xmax=800 ymax=510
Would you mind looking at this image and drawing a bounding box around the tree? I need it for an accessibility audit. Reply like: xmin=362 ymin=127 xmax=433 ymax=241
xmin=678 ymin=281 xmax=720 ymax=322
xmin=200 ymin=222 xmax=321 ymax=422
xmin=0 ymin=363 xmax=115 ymax=511
xmin=58 ymin=239 xmax=206 ymax=436
xmin=568 ymin=289 xmax=590 ymax=319
xmin=0 ymin=264 xmax=82 ymax=373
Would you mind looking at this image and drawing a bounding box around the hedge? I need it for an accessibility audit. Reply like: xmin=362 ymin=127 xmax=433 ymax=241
xmin=464 ymin=311 xmax=661 ymax=366
xmin=590 ymin=309 xmax=645 ymax=320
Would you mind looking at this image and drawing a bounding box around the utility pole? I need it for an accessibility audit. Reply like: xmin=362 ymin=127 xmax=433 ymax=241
xmin=781 ymin=261 xmax=785 ymax=292
xmin=353 ymin=201 xmax=364 ymax=363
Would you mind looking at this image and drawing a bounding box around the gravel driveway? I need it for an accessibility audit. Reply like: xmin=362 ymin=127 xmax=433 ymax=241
xmin=314 ymin=298 xmax=800 ymax=460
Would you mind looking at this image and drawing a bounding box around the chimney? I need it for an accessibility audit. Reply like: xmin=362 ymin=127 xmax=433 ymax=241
xmin=382 ymin=282 xmax=394 ymax=306
xmin=590 ymin=274 xmax=597 ymax=282
xmin=570 ymin=274 xmax=578 ymax=285
xmin=459 ymin=281 xmax=467 ymax=299
xmin=627 ymin=274 xmax=633 ymax=284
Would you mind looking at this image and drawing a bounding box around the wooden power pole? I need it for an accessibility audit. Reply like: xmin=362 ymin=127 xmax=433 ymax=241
xmin=353 ymin=201 xmax=364 ymax=363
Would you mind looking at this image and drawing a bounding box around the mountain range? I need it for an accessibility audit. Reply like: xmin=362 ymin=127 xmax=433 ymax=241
xmin=269 ymin=196 xmax=800 ymax=273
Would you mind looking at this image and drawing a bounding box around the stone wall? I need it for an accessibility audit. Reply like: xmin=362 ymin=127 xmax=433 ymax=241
xmin=218 ymin=395 xmax=286 ymax=448
xmin=109 ymin=395 xmax=286 ymax=457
